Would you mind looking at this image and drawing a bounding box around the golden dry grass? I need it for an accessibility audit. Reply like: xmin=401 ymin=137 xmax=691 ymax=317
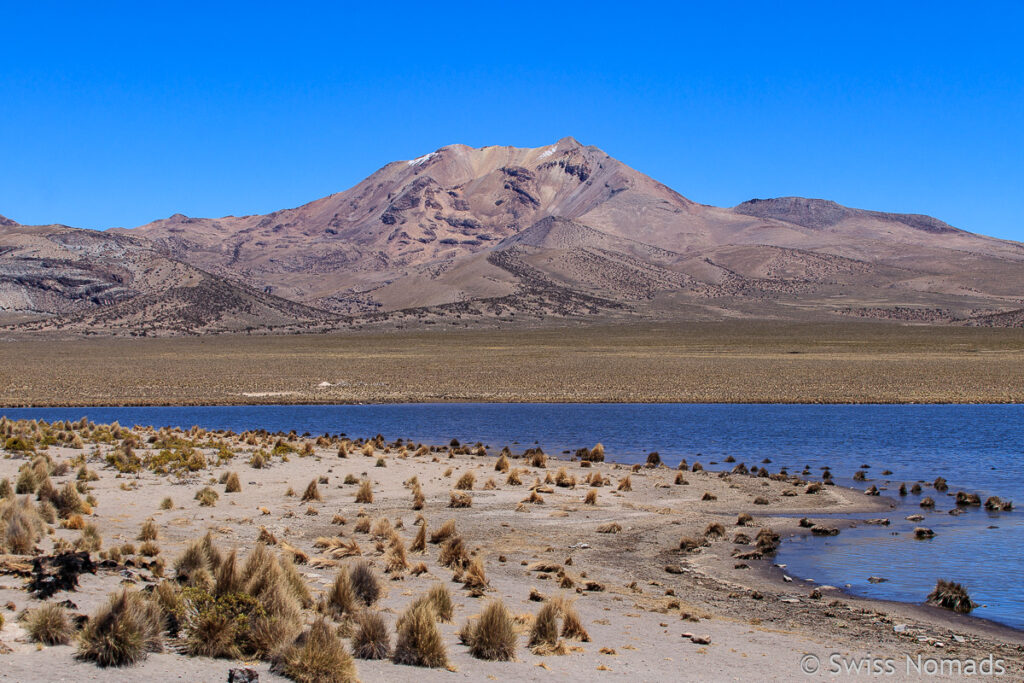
xmin=2 ymin=322 xmax=1024 ymax=405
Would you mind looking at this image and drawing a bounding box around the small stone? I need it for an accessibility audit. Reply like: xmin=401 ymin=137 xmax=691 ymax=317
xmin=894 ymin=623 xmax=907 ymax=633
xmin=952 ymin=635 xmax=965 ymax=643
xmin=228 ymin=669 xmax=259 ymax=683
xmin=690 ymin=634 xmax=711 ymax=645
xmin=867 ymin=576 xmax=888 ymax=584
xmin=783 ymin=575 xmax=793 ymax=583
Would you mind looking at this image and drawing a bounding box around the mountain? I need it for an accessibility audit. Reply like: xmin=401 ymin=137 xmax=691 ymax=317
xmin=0 ymin=222 xmax=333 ymax=335
xmin=3 ymin=138 xmax=1023 ymax=334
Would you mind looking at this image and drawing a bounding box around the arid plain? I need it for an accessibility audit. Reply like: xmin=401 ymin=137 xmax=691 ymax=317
xmin=2 ymin=322 xmax=1024 ymax=407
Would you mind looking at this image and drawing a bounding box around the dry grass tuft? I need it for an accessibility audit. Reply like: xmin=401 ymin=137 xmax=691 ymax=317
xmin=350 ymin=561 xmax=381 ymax=606
xmin=75 ymin=523 xmax=102 ymax=553
xmin=429 ymin=519 xmax=456 ymax=544
xmin=617 ymin=476 xmax=632 ymax=492
xmin=271 ymin=617 xmax=359 ymax=683
xmin=426 ymin=583 xmax=454 ymax=622
xmin=521 ymin=490 xmax=544 ymax=505
xmin=224 ymin=472 xmax=241 ymax=493
xmin=355 ymin=480 xmax=374 ymax=504
xmin=927 ymin=579 xmax=975 ymax=614
xmin=138 ymin=519 xmax=159 ymax=542
xmin=77 ymin=589 xmax=163 ymax=667
xmin=195 ymin=487 xmax=219 ymax=507
xmin=462 ymin=556 xmax=489 ymax=596
xmin=1 ymin=496 xmax=45 ymax=553
xmin=557 ymin=598 xmax=590 ymax=642
xmin=596 ymin=522 xmax=621 ymax=534
xmin=300 ymin=479 xmax=322 ymax=503
xmin=351 ymin=610 xmax=391 ymax=660
xmin=454 ymin=471 xmax=475 ymax=490
xmin=327 ymin=569 xmax=357 ymax=617
xmin=25 ymin=602 xmax=74 ymax=645
xmin=386 ymin=537 xmax=409 ymax=574
xmin=584 ymin=489 xmax=598 ymax=505
xmin=554 ymin=468 xmax=576 ymax=488
xmin=528 ymin=602 xmax=564 ymax=654
xmin=703 ymin=522 xmax=726 ymax=539
xmin=410 ymin=522 xmax=427 ymax=553
xmin=449 ymin=491 xmax=472 ymax=508
xmin=465 ymin=600 xmax=517 ymax=661
xmin=392 ymin=600 xmax=449 ymax=668
xmin=439 ymin=536 xmax=469 ymax=569
xmin=62 ymin=513 xmax=86 ymax=530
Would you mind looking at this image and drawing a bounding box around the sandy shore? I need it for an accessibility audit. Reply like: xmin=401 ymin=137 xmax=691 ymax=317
xmin=0 ymin=420 xmax=1020 ymax=681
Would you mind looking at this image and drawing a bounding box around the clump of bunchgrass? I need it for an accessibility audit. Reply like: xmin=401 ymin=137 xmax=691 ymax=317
xmin=271 ymin=616 xmax=359 ymax=683
xmin=449 ymin=491 xmax=472 ymax=508
xmin=429 ymin=519 xmax=456 ymax=544
xmin=392 ymin=599 xmax=448 ymax=668
xmin=138 ymin=519 xmax=159 ymax=542
xmin=355 ymin=480 xmax=373 ymax=504
xmin=927 ymin=579 xmax=975 ymax=613
xmin=300 ymin=479 xmax=322 ymax=503
xmin=25 ymin=602 xmax=74 ymax=645
xmin=528 ymin=602 xmax=566 ymax=655
xmin=77 ymin=589 xmax=164 ymax=667
xmin=195 ymin=487 xmax=219 ymax=507
xmin=350 ymin=561 xmax=381 ymax=606
xmin=464 ymin=599 xmax=516 ymax=661
xmin=352 ymin=610 xmax=391 ymax=660
xmin=224 ymin=472 xmax=241 ymax=493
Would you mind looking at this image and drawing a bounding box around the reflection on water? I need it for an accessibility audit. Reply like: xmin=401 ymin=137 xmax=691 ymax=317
xmin=2 ymin=403 xmax=1021 ymax=628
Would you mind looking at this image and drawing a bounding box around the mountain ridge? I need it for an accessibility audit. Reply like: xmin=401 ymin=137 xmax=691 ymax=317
xmin=3 ymin=138 xmax=1023 ymax=334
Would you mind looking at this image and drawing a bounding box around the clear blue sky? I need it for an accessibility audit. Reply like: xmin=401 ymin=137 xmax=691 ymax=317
xmin=2 ymin=2 xmax=1022 ymax=240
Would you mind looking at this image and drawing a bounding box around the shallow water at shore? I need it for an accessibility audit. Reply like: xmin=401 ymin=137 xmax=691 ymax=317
xmin=3 ymin=403 xmax=1022 ymax=628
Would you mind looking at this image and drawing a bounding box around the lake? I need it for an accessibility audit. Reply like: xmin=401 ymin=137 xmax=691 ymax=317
xmin=3 ymin=403 xmax=1021 ymax=629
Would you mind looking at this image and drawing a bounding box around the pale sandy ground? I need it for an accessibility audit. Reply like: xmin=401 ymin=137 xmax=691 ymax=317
xmin=0 ymin=431 xmax=1020 ymax=682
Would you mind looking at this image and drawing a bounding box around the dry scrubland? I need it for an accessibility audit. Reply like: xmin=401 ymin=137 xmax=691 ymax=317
xmin=0 ymin=419 xmax=1021 ymax=682
xmin=3 ymin=322 xmax=1024 ymax=406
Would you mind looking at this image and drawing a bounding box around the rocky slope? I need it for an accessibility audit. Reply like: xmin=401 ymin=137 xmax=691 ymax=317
xmin=0 ymin=222 xmax=332 ymax=335
xmin=3 ymin=138 xmax=1023 ymax=334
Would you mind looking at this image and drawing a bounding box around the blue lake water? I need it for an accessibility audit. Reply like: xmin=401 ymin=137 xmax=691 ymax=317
xmin=3 ymin=403 xmax=1021 ymax=629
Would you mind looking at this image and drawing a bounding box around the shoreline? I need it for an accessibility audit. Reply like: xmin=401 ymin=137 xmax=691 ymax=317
xmin=1 ymin=417 xmax=1020 ymax=681
xmin=3 ymin=399 xmax=1024 ymax=408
